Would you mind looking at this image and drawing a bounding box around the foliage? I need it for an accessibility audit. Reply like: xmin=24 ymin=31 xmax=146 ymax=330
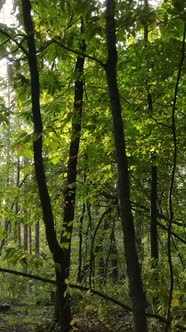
xmin=0 ymin=0 xmax=185 ymax=331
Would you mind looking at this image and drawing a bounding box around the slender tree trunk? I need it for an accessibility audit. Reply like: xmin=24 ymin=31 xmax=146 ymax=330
xmin=165 ymin=23 xmax=186 ymax=332
xmin=24 ymin=224 xmax=28 ymax=252
xmin=29 ymin=226 xmax=32 ymax=254
xmin=35 ymin=221 xmax=40 ymax=256
xmin=17 ymin=223 xmax=21 ymax=248
xmin=77 ymin=202 xmax=86 ymax=283
xmin=15 ymin=157 xmax=21 ymax=248
xmin=143 ymin=0 xmax=159 ymax=263
xmin=57 ymin=16 xmax=86 ymax=326
xmin=21 ymin=2 xmax=70 ymax=331
xmin=90 ymin=208 xmax=111 ymax=284
xmin=104 ymin=222 xmax=118 ymax=283
xmin=105 ymin=1 xmax=147 ymax=331
xmin=87 ymin=202 xmax=94 ymax=287
xmin=135 ymin=212 xmax=144 ymax=263
xmin=150 ymin=159 xmax=158 ymax=261
xmin=60 ymin=15 xmax=86 ymax=262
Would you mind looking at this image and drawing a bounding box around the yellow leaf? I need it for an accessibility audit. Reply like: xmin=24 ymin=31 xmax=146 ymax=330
xmin=171 ymin=298 xmax=179 ymax=308
xmin=70 ymin=318 xmax=77 ymax=326
xmin=64 ymin=278 xmax=70 ymax=285
xmin=85 ymin=304 xmax=91 ymax=311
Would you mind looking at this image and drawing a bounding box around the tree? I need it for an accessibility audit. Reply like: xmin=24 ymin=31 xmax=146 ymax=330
xmin=105 ymin=0 xmax=147 ymax=330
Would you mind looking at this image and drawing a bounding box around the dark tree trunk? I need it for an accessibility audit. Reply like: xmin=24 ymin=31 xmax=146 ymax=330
xmin=150 ymin=161 xmax=158 ymax=261
xmin=29 ymin=226 xmax=32 ymax=254
xmin=90 ymin=208 xmax=111 ymax=284
xmin=17 ymin=222 xmax=21 ymax=248
xmin=87 ymin=202 xmax=94 ymax=287
xmin=77 ymin=202 xmax=86 ymax=283
xmin=16 ymin=157 xmax=21 ymax=248
xmin=24 ymin=224 xmax=28 ymax=252
xmin=21 ymin=2 xmax=71 ymax=331
xmin=105 ymin=223 xmax=119 ymax=283
xmin=60 ymin=16 xmax=86 ymax=260
xmin=58 ymin=16 xmax=86 ymax=325
xmin=143 ymin=0 xmax=159 ymax=264
xmin=105 ymin=1 xmax=147 ymax=331
xmin=35 ymin=221 xmax=40 ymax=256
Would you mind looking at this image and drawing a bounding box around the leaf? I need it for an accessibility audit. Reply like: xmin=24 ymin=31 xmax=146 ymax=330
xmin=171 ymin=298 xmax=179 ymax=308
xmin=70 ymin=318 xmax=77 ymax=326
xmin=85 ymin=304 xmax=91 ymax=311
xmin=64 ymin=278 xmax=70 ymax=285
xmin=0 ymin=114 xmax=9 ymax=124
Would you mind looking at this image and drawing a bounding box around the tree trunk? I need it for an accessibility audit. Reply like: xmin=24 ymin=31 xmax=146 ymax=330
xmin=24 ymin=224 xmax=28 ymax=252
xmin=150 ymin=161 xmax=158 ymax=261
xmin=21 ymin=2 xmax=71 ymax=331
xmin=105 ymin=1 xmax=147 ymax=331
xmin=58 ymin=16 xmax=86 ymax=324
xmin=77 ymin=202 xmax=86 ymax=283
xmin=29 ymin=226 xmax=32 ymax=254
xmin=16 ymin=157 xmax=21 ymax=248
xmin=143 ymin=0 xmax=159 ymax=264
xmin=35 ymin=221 xmax=40 ymax=256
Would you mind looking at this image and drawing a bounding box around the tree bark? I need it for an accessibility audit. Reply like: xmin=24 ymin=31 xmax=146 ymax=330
xmin=150 ymin=160 xmax=158 ymax=261
xmin=143 ymin=0 xmax=159 ymax=263
xmin=105 ymin=1 xmax=147 ymax=331
xmin=35 ymin=221 xmax=40 ymax=256
xmin=23 ymin=224 xmax=28 ymax=252
xmin=57 ymin=16 xmax=86 ymax=325
xmin=77 ymin=202 xmax=86 ymax=283
xmin=60 ymin=16 xmax=86 ymax=261
xmin=21 ymin=1 xmax=70 ymax=331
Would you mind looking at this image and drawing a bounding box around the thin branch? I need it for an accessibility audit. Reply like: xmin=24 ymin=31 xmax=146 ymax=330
xmin=38 ymin=38 xmax=106 ymax=68
xmin=131 ymin=201 xmax=186 ymax=245
xmin=149 ymin=114 xmax=172 ymax=129
xmin=131 ymin=201 xmax=185 ymax=227
xmin=0 ymin=29 xmax=28 ymax=56
xmin=158 ymin=222 xmax=186 ymax=245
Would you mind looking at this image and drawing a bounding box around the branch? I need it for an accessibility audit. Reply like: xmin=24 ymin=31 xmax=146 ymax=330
xmin=38 ymin=38 xmax=106 ymax=68
xmin=0 ymin=29 xmax=28 ymax=56
xmin=0 ymin=267 xmax=131 ymax=312
xmin=149 ymin=114 xmax=172 ymax=129
xmin=157 ymin=221 xmax=186 ymax=245
xmin=131 ymin=201 xmax=186 ymax=245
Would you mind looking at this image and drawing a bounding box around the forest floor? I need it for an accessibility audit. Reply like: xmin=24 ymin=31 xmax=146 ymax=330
xmin=2 ymin=301 xmax=184 ymax=331
xmin=0 ymin=303 xmax=133 ymax=332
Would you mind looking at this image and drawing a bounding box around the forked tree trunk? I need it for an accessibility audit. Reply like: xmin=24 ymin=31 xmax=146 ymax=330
xmin=22 ymin=2 xmax=85 ymax=331
xmin=21 ymin=1 xmax=70 ymax=331
xmin=105 ymin=1 xmax=147 ymax=331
